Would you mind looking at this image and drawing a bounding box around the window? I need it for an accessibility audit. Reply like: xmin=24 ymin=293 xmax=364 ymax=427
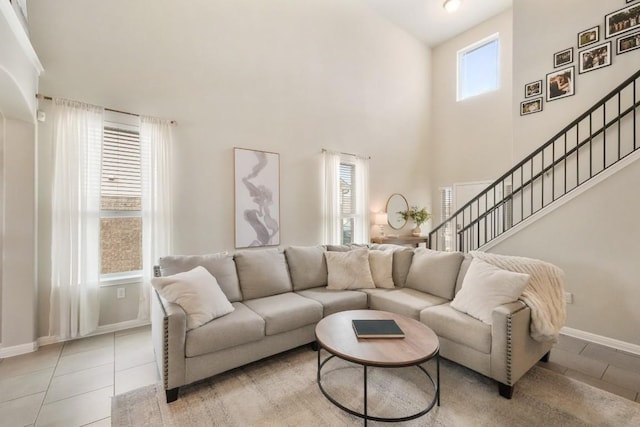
xmin=339 ymin=162 xmax=355 ymax=244
xmin=457 ymin=34 xmax=500 ymax=101
xmin=100 ymin=123 xmax=143 ymax=280
xmin=322 ymin=151 xmax=369 ymax=245
xmin=439 ymin=187 xmax=453 ymax=251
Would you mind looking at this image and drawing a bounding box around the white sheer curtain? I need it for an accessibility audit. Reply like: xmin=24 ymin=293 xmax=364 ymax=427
xmin=138 ymin=117 xmax=173 ymax=321
xmin=353 ymin=156 xmax=370 ymax=244
xmin=322 ymin=150 xmax=341 ymax=245
xmin=322 ymin=150 xmax=370 ymax=245
xmin=49 ymin=98 xmax=104 ymax=339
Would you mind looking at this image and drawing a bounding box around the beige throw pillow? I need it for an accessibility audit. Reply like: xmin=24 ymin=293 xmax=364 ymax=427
xmin=325 ymin=248 xmax=376 ymax=290
xmin=369 ymin=250 xmax=395 ymax=289
xmin=152 ymin=266 xmax=235 ymax=330
xmin=451 ymin=258 xmax=530 ymax=325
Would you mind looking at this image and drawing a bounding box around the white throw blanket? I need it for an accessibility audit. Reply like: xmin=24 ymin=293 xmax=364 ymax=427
xmin=470 ymin=251 xmax=566 ymax=343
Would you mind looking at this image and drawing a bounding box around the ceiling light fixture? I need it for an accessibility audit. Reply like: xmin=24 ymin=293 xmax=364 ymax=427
xmin=443 ymin=0 xmax=461 ymax=13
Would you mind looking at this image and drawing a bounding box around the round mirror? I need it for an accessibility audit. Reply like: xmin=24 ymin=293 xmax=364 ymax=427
xmin=386 ymin=193 xmax=408 ymax=230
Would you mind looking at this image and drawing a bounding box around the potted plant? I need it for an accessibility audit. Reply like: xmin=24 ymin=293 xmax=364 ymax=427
xmin=398 ymin=206 xmax=431 ymax=236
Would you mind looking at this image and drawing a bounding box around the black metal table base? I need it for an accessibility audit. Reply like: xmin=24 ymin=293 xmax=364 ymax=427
xmin=316 ymin=348 xmax=440 ymax=425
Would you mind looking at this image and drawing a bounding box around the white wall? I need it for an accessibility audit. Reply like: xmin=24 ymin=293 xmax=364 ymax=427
xmin=496 ymin=0 xmax=640 ymax=346
xmin=28 ymin=0 xmax=432 ymax=334
xmin=512 ymin=0 xmax=640 ymax=159
xmin=1 ymin=117 xmax=36 ymax=349
xmin=430 ymin=10 xmax=513 ymax=222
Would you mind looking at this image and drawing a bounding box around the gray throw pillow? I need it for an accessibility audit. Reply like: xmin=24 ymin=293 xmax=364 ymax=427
xmin=405 ymin=248 xmax=464 ymax=300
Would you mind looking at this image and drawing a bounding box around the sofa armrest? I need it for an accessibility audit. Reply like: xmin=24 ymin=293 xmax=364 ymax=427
xmin=151 ymin=289 xmax=187 ymax=391
xmin=490 ymin=301 xmax=553 ymax=386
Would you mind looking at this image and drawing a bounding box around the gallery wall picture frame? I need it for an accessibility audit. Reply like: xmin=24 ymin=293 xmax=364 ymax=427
xmin=617 ymin=29 xmax=640 ymax=54
xmin=520 ymin=97 xmax=543 ymax=116
xmin=605 ymin=3 xmax=640 ymax=39
xmin=579 ymin=41 xmax=612 ymax=74
xmin=553 ymin=48 xmax=573 ymax=68
xmin=525 ymin=80 xmax=543 ymax=98
xmin=546 ymin=66 xmax=575 ymax=102
xmin=234 ymin=147 xmax=280 ymax=248
xmin=578 ymin=26 xmax=599 ymax=48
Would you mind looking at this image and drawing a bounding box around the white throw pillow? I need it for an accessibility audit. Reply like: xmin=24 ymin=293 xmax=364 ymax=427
xmin=369 ymin=250 xmax=395 ymax=289
xmin=152 ymin=266 xmax=235 ymax=330
xmin=451 ymin=258 xmax=530 ymax=325
xmin=325 ymin=248 xmax=376 ymax=290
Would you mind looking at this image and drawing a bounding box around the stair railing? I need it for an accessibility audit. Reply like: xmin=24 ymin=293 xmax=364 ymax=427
xmin=429 ymin=69 xmax=640 ymax=252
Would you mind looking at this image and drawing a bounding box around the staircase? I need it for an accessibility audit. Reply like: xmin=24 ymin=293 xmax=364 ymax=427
xmin=429 ymin=69 xmax=640 ymax=252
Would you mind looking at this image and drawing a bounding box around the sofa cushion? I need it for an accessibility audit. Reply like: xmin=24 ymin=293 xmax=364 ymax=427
xmin=368 ymin=288 xmax=448 ymax=319
xmin=159 ymin=252 xmax=243 ymax=302
xmin=420 ymin=303 xmax=491 ymax=354
xmin=368 ymin=250 xmax=394 ymax=288
xmin=451 ymin=258 xmax=530 ymax=325
xmin=324 ymin=248 xmax=375 ymax=290
xmin=370 ymin=244 xmax=414 ymax=287
xmin=185 ymin=302 xmax=265 ymax=357
xmin=285 ymin=246 xmax=327 ymax=291
xmin=151 ymin=266 xmax=235 ymax=331
xmin=296 ymin=287 xmax=368 ymax=316
xmin=391 ymin=248 xmax=414 ymax=287
xmin=325 ymin=244 xmax=352 ymax=252
xmin=235 ymin=249 xmax=293 ymax=300
xmin=405 ymin=248 xmax=464 ymax=300
xmin=244 ymin=293 xmax=323 ymax=336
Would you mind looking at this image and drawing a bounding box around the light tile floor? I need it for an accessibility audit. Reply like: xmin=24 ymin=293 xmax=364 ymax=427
xmin=0 ymin=326 xmax=158 ymax=427
xmin=537 ymin=334 xmax=640 ymax=403
xmin=1 ymin=328 xmax=638 ymax=426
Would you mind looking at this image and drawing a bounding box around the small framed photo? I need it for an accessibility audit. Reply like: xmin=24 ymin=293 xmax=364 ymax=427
xmin=553 ymin=48 xmax=573 ymax=68
xmin=617 ymin=29 xmax=640 ymax=54
xmin=578 ymin=26 xmax=599 ymax=48
xmin=524 ymin=80 xmax=542 ymax=98
xmin=520 ymin=98 xmax=543 ymax=116
xmin=546 ymin=66 xmax=575 ymax=102
xmin=605 ymin=4 xmax=640 ymax=39
xmin=579 ymin=42 xmax=612 ymax=74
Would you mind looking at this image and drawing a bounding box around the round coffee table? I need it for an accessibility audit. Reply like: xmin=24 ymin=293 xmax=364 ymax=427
xmin=315 ymin=310 xmax=440 ymax=424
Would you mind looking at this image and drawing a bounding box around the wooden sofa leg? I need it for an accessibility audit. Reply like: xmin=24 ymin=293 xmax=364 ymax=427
xmin=166 ymin=387 xmax=179 ymax=403
xmin=540 ymin=351 xmax=551 ymax=363
xmin=498 ymin=383 xmax=514 ymax=399
xmin=310 ymin=341 xmax=319 ymax=351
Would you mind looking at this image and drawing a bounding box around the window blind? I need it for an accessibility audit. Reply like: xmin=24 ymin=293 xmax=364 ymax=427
xmin=101 ymin=127 xmax=141 ymax=211
xmin=339 ymin=163 xmax=355 ymax=215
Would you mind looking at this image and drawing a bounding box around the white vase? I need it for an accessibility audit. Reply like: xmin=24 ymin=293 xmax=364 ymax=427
xmin=412 ymin=225 xmax=421 ymax=236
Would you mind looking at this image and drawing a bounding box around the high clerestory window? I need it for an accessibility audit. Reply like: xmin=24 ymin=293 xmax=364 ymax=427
xmin=457 ymin=33 xmax=500 ymax=101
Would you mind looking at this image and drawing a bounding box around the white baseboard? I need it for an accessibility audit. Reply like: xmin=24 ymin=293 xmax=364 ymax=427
xmin=93 ymin=319 xmax=150 ymax=335
xmin=0 ymin=341 xmax=38 ymax=358
xmin=7 ymin=320 xmax=151 ymax=357
xmin=561 ymin=327 xmax=640 ymax=356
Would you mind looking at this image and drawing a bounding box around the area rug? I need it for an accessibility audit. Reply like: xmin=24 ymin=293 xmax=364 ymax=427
xmin=112 ymin=346 xmax=640 ymax=426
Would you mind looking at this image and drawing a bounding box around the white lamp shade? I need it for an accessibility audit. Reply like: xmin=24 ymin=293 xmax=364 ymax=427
xmin=375 ymin=213 xmax=389 ymax=225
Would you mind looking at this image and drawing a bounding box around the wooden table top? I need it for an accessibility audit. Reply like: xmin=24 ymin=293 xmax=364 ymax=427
xmin=315 ymin=310 xmax=439 ymax=367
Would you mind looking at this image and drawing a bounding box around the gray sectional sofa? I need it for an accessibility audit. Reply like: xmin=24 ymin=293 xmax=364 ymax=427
xmin=151 ymin=244 xmax=554 ymax=403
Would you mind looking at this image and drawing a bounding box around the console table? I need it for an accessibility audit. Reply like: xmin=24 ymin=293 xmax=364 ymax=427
xmin=370 ymin=235 xmax=428 ymax=248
